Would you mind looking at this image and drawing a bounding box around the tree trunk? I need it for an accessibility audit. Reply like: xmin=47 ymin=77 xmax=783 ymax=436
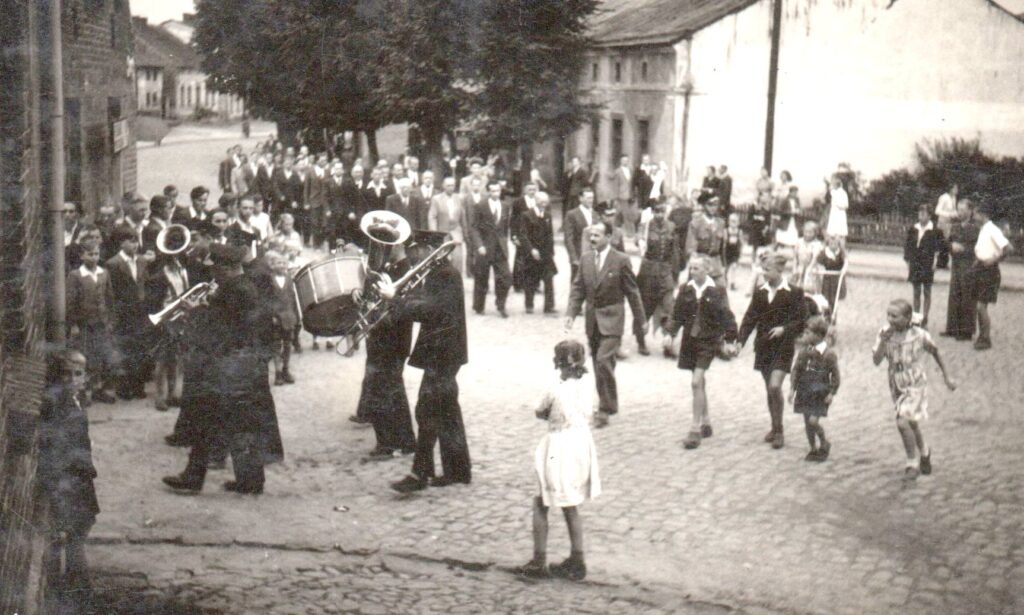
xmin=519 ymin=141 xmax=534 ymax=193
xmin=365 ymin=128 xmax=380 ymax=165
xmin=421 ymin=124 xmax=446 ymax=180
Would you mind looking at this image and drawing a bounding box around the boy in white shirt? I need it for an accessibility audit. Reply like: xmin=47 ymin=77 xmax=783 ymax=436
xmin=971 ymin=202 xmax=1013 ymax=350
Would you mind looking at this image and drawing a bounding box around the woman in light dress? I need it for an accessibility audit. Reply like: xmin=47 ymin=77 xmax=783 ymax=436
xmin=826 ymin=175 xmax=849 ymax=248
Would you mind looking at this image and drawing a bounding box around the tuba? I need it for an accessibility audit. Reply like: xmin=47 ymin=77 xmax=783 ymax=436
xmin=338 ymin=212 xmax=455 ymax=356
xmin=359 ymin=210 xmax=411 ymax=272
xmin=155 ymin=223 xmax=191 ymax=256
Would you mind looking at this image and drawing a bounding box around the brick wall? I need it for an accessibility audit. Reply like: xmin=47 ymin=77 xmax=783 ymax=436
xmin=61 ymin=0 xmax=137 ymax=213
xmin=1 ymin=1 xmax=137 ymax=611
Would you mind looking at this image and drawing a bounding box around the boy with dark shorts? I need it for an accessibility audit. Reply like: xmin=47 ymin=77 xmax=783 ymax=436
xmin=664 ymin=256 xmax=738 ymax=449
xmin=971 ymin=202 xmax=1013 ymax=350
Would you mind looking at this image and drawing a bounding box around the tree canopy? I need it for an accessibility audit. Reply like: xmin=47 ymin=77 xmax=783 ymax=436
xmin=192 ymin=0 xmax=599 ymax=169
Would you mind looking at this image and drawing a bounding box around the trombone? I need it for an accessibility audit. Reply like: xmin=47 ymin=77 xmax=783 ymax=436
xmin=337 ymin=211 xmax=456 ymax=356
xmin=149 ymin=282 xmax=216 ymax=326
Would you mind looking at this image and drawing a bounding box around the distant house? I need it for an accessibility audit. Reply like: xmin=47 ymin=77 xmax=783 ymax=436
xmin=160 ymin=15 xmax=246 ymax=120
xmin=570 ymin=0 xmax=1024 ymax=204
xmin=131 ymin=14 xmax=245 ymax=120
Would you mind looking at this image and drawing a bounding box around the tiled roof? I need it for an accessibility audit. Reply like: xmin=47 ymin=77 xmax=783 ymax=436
xmin=132 ymin=17 xmax=199 ymax=69
xmin=589 ymin=0 xmax=759 ymax=47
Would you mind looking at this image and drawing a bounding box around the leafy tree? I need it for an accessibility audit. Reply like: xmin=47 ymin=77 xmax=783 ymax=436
xmin=474 ymin=0 xmax=599 ymax=181
xmin=193 ymin=0 xmax=388 ymax=157
xmin=373 ymin=0 xmax=478 ymax=174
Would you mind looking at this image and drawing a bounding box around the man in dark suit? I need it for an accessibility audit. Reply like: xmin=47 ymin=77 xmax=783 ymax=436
xmin=562 ymin=156 xmax=590 ymax=217
xmin=142 ymin=195 xmax=172 ymax=254
xmin=468 ymin=182 xmax=512 ymax=317
xmin=257 ymin=154 xmax=278 ymax=215
xmin=509 ymin=182 xmax=538 ymax=292
xmin=305 ymin=155 xmax=330 ymax=249
xmin=518 ymin=190 xmax=557 ymax=314
xmin=384 ymin=230 xmax=470 ymax=493
xmin=172 ymin=186 xmax=210 ymax=229
xmin=716 ymin=165 xmax=733 ymax=214
xmin=385 ymin=178 xmax=429 ymax=231
xmin=562 ymin=188 xmax=597 ymax=283
xmin=272 ymin=158 xmax=303 ymax=228
xmin=462 ymin=175 xmax=486 ymax=273
xmin=634 ymin=155 xmax=655 ymax=211
xmin=566 ymin=221 xmax=646 ymax=428
xmin=218 ymin=145 xmax=241 ymax=193
xmin=326 ymin=162 xmax=350 ymax=248
xmin=364 ymin=167 xmax=392 ymax=213
xmin=106 ymin=226 xmax=149 ymax=399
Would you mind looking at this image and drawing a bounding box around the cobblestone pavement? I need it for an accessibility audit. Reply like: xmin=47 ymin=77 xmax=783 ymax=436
xmin=85 ymin=126 xmax=1024 ymax=613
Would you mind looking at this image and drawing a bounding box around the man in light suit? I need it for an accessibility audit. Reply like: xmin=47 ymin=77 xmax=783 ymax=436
xmin=611 ymin=155 xmax=637 ymax=237
xmin=562 ymin=188 xmax=596 ymax=284
xmin=419 ymin=170 xmax=436 ymax=202
xmin=566 ymin=221 xmax=646 ymax=427
xmin=429 ymin=176 xmax=466 ymax=275
xmin=218 ymin=145 xmax=241 ymax=193
xmin=468 ymin=182 xmax=512 ymax=317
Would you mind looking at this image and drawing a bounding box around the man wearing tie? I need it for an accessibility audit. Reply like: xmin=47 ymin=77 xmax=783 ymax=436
xmin=563 ymin=188 xmax=596 ymax=284
xmin=106 ymin=227 xmax=148 ymax=399
xmin=566 ymin=222 xmax=646 ymax=428
xmin=469 ymin=182 xmax=512 ymax=317
xmin=419 ymin=170 xmax=436 ymax=202
xmin=429 ymin=176 xmax=466 ymax=276
xmin=386 ymin=178 xmax=429 ymax=231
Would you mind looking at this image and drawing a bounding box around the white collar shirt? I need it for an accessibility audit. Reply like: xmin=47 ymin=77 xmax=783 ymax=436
xmin=814 ymin=340 xmax=828 ymax=354
xmin=687 ymin=276 xmax=715 ymax=300
xmin=580 ymin=206 xmax=592 ymax=226
xmin=761 ymin=278 xmax=791 ymax=303
xmin=489 ymin=199 xmax=501 ymax=220
xmin=118 ymin=250 xmax=137 ymax=280
xmin=975 ymin=220 xmax=1010 ymax=263
xmin=914 ymin=221 xmax=933 ymax=246
xmin=594 ymin=245 xmax=609 ymax=272
xmin=79 ymin=264 xmax=102 ymax=283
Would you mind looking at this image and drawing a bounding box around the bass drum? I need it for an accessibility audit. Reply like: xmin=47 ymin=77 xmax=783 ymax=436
xmin=293 ymin=255 xmax=365 ymax=336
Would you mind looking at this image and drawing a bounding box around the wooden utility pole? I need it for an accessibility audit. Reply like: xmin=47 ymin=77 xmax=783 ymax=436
xmin=763 ymin=0 xmax=783 ymax=174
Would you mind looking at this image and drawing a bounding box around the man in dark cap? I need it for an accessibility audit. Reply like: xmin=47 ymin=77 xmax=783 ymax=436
xmin=163 ymin=243 xmax=283 ymax=495
xmin=381 ymin=231 xmax=471 ymax=492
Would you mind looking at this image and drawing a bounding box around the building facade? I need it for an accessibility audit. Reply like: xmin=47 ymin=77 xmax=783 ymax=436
xmin=570 ymin=0 xmax=1024 ymax=205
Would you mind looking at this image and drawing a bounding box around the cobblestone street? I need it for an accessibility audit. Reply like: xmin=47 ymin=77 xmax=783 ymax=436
xmin=82 ymin=126 xmax=1024 ymax=614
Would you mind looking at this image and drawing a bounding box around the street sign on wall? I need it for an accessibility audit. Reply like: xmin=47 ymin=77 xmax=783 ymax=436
xmin=112 ymin=118 xmax=130 ymax=153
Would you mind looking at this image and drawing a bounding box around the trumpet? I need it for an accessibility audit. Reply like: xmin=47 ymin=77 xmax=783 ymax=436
xmin=149 ymin=282 xmax=216 ymax=326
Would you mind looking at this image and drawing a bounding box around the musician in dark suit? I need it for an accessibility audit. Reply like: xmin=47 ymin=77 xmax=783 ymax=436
xmin=562 ymin=188 xmax=597 ymax=283
xmin=738 ymin=252 xmax=807 ymax=449
xmin=357 ymin=252 xmax=416 ymax=458
xmin=518 ymin=190 xmax=557 ymax=314
xmin=562 ymin=156 xmax=590 ymax=217
xmin=163 ymin=244 xmax=283 ymax=495
xmin=105 ymin=227 xmax=149 ymax=400
xmin=385 ymin=231 xmax=470 ymax=493
xmin=468 ymin=182 xmax=512 ymax=317
xmin=566 ymin=221 xmax=646 ymax=428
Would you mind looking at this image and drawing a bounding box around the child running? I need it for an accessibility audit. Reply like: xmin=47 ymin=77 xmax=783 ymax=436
xmin=516 ymin=340 xmax=601 ymax=581
xmin=789 ymin=316 xmax=840 ymax=461
xmin=872 ymin=299 xmax=957 ymax=480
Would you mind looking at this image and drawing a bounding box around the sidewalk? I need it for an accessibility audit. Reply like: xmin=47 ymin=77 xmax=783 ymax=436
xmin=844 ymin=245 xmax=1024 ymax=291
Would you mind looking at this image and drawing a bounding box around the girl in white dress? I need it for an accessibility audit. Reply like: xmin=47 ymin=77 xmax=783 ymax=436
xmin=516 ymin=340 xmax=601 ymax=581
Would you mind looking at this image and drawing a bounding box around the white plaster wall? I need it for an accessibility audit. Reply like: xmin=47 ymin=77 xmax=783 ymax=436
xmin=684 ymin=0 xmax=774 ymax=204
xmin=773 ymin=0 xmax=1024 ymax=201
